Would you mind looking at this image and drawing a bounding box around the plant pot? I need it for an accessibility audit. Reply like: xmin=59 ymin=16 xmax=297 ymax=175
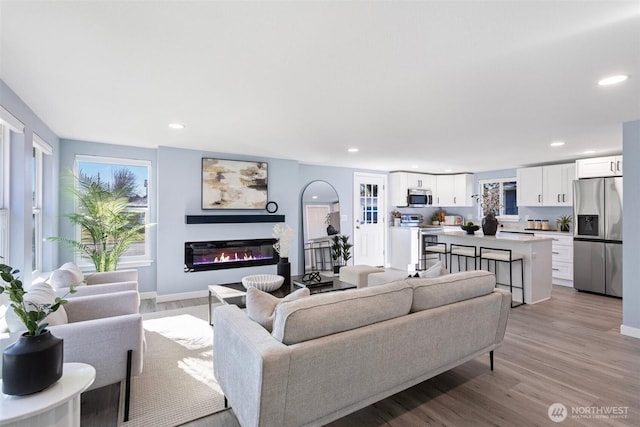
xmin=333 ymin=265 xmax=341 ymax=274
xmin=482 ymin=213 xmax=499 ymax=236
xmin=277 ymin=257 xmax=291 ymax=288
xmin=560 ymin=224 xmax=570 ymax=232
xmin=2 ymin=330 xmax=64 ymax=395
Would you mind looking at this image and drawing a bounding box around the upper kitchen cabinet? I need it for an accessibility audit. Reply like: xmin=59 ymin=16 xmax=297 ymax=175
xmin=517 ymin=163 xmax=575 ymax=207
xmin=576 ymin=155 xmax=622 ymax=178
xmin=434 ymin=174 xmax=473 ymax=207
xmin=542 ymin=163 xmax=575 ymax=207
xmin=517 ymin=167 xmax=543 ymax=206
xmin=388 ymin=172 xmax=435 ymax=207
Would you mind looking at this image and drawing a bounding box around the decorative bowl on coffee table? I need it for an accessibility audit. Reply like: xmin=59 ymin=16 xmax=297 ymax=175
xmin=242 ymin=274 xmax=285 ymax=291
xmin=460 ymin=225 xmax=480 ymax=235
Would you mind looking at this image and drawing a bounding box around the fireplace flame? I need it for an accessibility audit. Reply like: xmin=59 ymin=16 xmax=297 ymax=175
xmin=212 ymin=252 xmax=260 ymax=263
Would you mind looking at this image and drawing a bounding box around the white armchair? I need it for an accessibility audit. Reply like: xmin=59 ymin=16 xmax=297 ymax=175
xmin=0 ymin=290 xmax=144 ymax=422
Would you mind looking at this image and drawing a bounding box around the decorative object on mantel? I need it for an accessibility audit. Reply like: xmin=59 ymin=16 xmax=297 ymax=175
xmin=330 ymin=235 xmax=353 ymax=274
xmin=461 ymin=222 xmax=480 ymax=235
xmin=0 ymin=260 xmax=75 ymax=395
xmin=472 ymin=187 xmax=501 ymax=236
xmin=557 ymin=215 xmax=573 ymax=232
xmin=273 ymin=224 xmax=294 ymax=287
xmin=201 ymin=158 xmax=268 ymax=209
xmin=265 ymin=201 xmax=279 ymax=214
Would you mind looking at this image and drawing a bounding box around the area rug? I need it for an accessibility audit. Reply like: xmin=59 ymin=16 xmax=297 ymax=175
xmin=119 ymin=305 xmax=227 ymax=426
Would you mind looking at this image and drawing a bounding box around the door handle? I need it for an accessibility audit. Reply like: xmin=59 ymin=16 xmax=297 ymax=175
xmin=562 ymin=194 xmax=566 ymax=202
xmin=538 ymin=194 xmax=541 ymax=203
xmin=557 ymin=194 xmax=560 ymax=203
xmin=552 ymin=251 xmax=560 ymax=254
xmin=552 ymin=268 xmax=560 ymax=271
xmin=617 ymin=161 xmax=621 ymax=172
xmin=610 ymin=162 xmax=615 ymax=172
xmin=454 ymin=197 xmax=456 ymax=204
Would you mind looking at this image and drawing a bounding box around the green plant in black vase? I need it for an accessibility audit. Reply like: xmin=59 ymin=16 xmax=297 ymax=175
xmin=557 ymin=215 xmax=573 ymax=232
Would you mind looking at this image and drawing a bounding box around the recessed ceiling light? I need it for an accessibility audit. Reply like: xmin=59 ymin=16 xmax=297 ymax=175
xmin=550 ymin=141 xmax=565 ymax=147
xmin=347 ymin=148 xmax=359 ymax=153
xmin=583 ymin=150 xmax=596 ymax=154
xmin=411 ymin=165 xmax=419 ymax=169
xmin=312 ymin=195 xmax=318 ymax=200
xmin=597 ymin=75 xmax=629 ymax=86
xmin=168 ymin=123 xmax=185 ymax=129
xmin=444 ymin=169 xmax=452 ymax=173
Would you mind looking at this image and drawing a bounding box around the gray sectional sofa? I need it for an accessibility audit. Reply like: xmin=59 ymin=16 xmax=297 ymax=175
xmin=213 ymin=270 xmax=511 ymax=427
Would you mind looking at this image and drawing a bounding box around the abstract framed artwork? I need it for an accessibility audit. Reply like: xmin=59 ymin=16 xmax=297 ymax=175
xmin=201 ymin=158 xmax=268 ymax=209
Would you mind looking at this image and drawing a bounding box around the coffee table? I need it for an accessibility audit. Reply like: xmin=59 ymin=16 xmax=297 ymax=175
xmin=208 ymin=275 xmax=355 ymax=325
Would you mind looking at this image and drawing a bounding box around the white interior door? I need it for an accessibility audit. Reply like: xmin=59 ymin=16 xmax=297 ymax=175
xmin=353 ymin=173 xmax=386 ymax=267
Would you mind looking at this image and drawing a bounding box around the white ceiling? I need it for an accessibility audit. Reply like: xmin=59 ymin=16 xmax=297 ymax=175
xmin=1 ymin=1 xmax=639 ymax=173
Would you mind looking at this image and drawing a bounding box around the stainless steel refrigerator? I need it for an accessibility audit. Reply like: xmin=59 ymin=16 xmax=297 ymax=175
xmin=573 ymin=177 xmax=623 ymax=297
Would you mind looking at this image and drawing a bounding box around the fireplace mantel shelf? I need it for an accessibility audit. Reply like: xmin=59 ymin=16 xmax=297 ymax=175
xmin=185 ymin=215 xmax=285 ymax=224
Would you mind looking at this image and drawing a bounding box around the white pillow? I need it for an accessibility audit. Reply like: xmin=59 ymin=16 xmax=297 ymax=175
xmin=418 ymin=261 xmax=449 ymax=278
xmin=5 ymin=282 xmax=68 ymax=333
xmin=48 ymin=263 xmax=85 ymax=289
xmin=246 ymin=287 xmax=310 ymax=332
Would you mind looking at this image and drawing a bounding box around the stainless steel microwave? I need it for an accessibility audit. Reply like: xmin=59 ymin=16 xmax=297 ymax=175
xmin=408 ymin=189 xmax=432 ymax=207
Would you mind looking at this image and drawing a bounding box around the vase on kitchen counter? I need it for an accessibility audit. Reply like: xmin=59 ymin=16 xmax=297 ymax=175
xmin=482 ymin=213 xmax=499 ymax=236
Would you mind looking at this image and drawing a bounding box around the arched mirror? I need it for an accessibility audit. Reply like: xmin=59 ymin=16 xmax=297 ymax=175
xmin=301 ymin=180 xmax=340 ymax=274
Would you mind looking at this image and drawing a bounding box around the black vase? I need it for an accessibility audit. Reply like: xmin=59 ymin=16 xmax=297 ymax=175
xmin=2 ymin=329 xmax=64 ymax=395
xmin=277 ymin=257 xmax=291 ymax=288
xmin=482 ymin=213 xmax=499 ymax=236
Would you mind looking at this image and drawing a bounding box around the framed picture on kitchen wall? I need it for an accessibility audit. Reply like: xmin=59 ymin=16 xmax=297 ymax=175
xmin=201 ymin=158 xmax=268 ymax=209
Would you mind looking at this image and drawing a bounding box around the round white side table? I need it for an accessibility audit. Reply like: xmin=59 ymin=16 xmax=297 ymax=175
xmin=0 ymin=362 xmax=96 ymax=427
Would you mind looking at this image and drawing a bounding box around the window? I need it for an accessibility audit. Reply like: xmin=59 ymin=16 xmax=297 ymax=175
xmin=0 ymin=124 xmax=9 ymax=263
xmin=74 ymin=155 xmax=151 ymax=267
xmin=477 ymin=178 xmax=519 ymax=221
xmin=32 ymin=134 xmax=52 ymax=273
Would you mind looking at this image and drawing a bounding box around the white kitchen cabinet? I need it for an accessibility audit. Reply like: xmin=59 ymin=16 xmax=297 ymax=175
xmin=542 ymin=163 xmax=575 ymax=207
xmin=434 ymin=174 xmax=473 ymax=206
xmin=576 ymin=155 xmax=622 ymax=178
xmin=389 ymin=227 xmax=420 ymax=272
xmin=389 ymin=172 xmax=409 ymax=207
xmin=517 ymin=167 xmax=543 ymax=206
xmin=536 ymin=231 xmax=573 ymax=286
xmin=407 ymin=173 xmax=434 ymax=190
xmin=517 ymin=163 xmax=575 ymax=207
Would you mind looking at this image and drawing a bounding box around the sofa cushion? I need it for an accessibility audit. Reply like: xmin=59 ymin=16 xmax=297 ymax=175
xmin=418 ymin=261 xmax=449 ymax=278
xmin=48 ymin=262 xmax=85 ymax=289
xmin=408 ymin=270 xmax=496 ymax=312
xmin=5 ymin=282 xmax=69 ymax=333
xmin=246 ymin=287 xmax=310 ymax=332
xmin=271 ymin=280 xmax=413 ymax=345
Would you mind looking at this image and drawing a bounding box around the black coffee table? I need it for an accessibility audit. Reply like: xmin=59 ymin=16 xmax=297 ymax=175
xmin=208 ymin=275 xmax=355 ymax=325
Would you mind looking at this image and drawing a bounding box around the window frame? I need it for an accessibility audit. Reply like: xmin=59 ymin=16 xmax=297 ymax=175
xmin=31 ymin=133 xmax=52 ymax=274
xmin=477 ymin=178 xmax=520 ymax=222
xmin=0 ymin=123 xmax=9 ymax=263
xmin=73 ymin=154 xmax=152 ymax=269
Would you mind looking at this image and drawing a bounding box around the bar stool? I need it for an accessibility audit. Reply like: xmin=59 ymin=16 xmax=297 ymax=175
xmin=423 ymin=242 xmax=449 ymax=270
xmin=479 ymin=247 xmax=524 ymax=308
xmin=449 ymin=244 xmax=478 ymax=272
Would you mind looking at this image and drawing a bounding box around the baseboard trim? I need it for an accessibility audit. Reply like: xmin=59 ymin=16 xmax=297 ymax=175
xmin=156 ymin=290 xmax=209 ymax=303
xmin=139 ymin=291 xmax=156 ymax=300
xmin=620 ymin=325 xmax=640 ymax=339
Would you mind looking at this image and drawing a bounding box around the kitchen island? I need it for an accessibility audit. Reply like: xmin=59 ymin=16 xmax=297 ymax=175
xmin=438 ymin=231 xmax=553 ymax=304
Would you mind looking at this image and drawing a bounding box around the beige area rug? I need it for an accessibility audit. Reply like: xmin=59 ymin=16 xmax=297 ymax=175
xmin=119 ymin=304 xmax=227 ymax=427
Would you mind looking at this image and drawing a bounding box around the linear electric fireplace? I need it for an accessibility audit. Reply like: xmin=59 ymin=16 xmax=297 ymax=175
xmin=184 ymin=238 xmax=279 ymax=272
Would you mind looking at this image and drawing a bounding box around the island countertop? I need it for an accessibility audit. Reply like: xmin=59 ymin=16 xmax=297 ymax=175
xmin=442 ymin=230 xmax=554 ymax=242
xmin=437 ymin=232 xmax=552 ymax=304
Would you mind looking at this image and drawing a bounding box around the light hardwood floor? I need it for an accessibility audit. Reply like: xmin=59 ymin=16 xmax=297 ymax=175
xmin=83 ymin=286 xmax=640 ymax=426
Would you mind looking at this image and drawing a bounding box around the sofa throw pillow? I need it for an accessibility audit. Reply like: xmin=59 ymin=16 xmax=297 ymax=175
xmin=48 ymin=262 xmax=85 ymax=289
xmin=5 ymin=282 xmax=68 ymax=333
xmin=246 ymin=287 xmax=310 ymax=332
xmin=418 ymin=261 xmax=449 ymax=278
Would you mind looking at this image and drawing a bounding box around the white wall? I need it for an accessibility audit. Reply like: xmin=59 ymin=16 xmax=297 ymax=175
xmin=622 ymin=120 xmax=640 ymax=337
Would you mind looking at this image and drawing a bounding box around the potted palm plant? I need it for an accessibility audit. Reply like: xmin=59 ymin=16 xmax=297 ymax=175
xmin=331 ymin=235 xmax=353 ymax=274
xmin=49 ymin=172 xmax=145 ymax=272
xmin=0 ymin=260 xmax=75 ymax=395
xmin=557 ymin=215 xmax=573 ymax=232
